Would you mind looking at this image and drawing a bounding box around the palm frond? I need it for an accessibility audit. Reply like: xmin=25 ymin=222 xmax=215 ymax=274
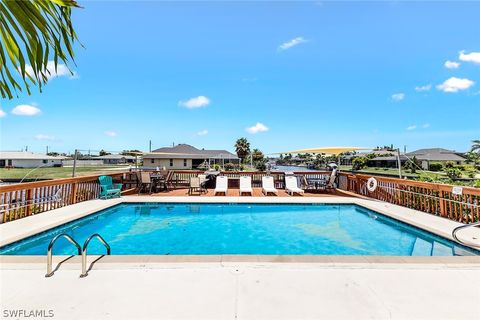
xmin=0 ymin=0 xmax=80 ymax=99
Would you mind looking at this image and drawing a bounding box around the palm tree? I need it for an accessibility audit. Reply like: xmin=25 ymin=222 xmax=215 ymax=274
xmin=472 ymin=140 xmax=480 ymax=153
xmin=251 ymin=148 xmax=264 ymax=162
xmin=234 ymin=137 xmax=251 ymax=163
xmin=0 ymin=0 xmax=80 ymax=99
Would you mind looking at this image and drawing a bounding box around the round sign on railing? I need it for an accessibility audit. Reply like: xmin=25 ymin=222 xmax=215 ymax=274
xmin=367 ymin=177 xmax=378 ymax=192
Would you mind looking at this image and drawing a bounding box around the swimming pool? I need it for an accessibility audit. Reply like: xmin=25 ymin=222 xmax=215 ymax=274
xmin=0 ymin=203 xmax=477 ymax=256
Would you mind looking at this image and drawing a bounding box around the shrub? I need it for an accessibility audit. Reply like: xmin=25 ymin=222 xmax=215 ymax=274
xmin=352 ymin=156 xmax=368 ymax=170
xmin=444 ymin=161 xmax=455 ymax=169
xmin=224 ymin=163 xmax=236 ymax=171
xmin=254 ymin=161 xmax=267 ymax=172
xmin=445 ymin=167 xmax=462 ymax=180
xmin=428 ymin=163 xmax=443 ymax=172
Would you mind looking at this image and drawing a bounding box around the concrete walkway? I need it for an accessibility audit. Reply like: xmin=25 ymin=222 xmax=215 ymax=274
xmin=2 ymin=262 xmax=479 ymax=320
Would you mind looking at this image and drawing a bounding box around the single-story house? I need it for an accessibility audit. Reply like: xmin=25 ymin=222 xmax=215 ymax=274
xmin=406 ymin=148 xmax=466 ymax=170
xmin=93 ymin=154 xmax=137 ymax=165
xmin=142 ymin=144 xmax=240 ymax=170
xmin=366 ymin=148 xmax=467 ymax=170
xmin=0 ymin=151 xmax=65 ymax=168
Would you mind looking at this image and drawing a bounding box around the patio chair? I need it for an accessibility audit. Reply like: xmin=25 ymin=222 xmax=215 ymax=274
xmin=188 ymin=177 xmax=202 ymax=195
xmin=99 ymin=175 xmax=123 ymax=199
xmin=214 ymin=176 xmax=228 ymax=196
xmin=285 ymin=176 xmax=304 ymax=196
xmin=198 ymin=174 xmax=208 ymax=193
xmin=302 ymin=176 xmax=319 ymax=192
xmin=262 ymin=176 xmax=278 ymax=196
xmin=325 ymin=169 xmax=338 ymax=192
xmin=239 ymin=176 xmax=253 ymax=196
xmin=137 ymin=172 xmax=153 ymax=194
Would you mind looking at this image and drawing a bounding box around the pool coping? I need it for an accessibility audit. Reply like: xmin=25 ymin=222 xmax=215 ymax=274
xmin=1 ymin=195 xmax=479 ymax=254
xmin=1 ymin=255 xmax=480 ymax=267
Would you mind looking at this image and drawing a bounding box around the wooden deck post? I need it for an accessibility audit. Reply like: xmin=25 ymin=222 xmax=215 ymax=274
xmin=439 ymin=191 xmax=447 ymax=218
xmin=26 ymin=188 xmax=33 ymax=216
xmin=71 ymin=182 xmax=78 ymax=204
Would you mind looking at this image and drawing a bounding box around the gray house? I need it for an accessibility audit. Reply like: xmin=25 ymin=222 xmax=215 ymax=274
xmin=406 ymin=148 xmax=466 ymax=170
xmin=367 ymin=148 xmax=466 ymax=170
xmin=142 ymin=144 xmax=239 ymax=170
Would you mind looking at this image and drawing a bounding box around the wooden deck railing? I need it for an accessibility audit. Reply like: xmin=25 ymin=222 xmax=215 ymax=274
xmin=0 ymin=173 xmax=124 ymax=223
xmin=338 ymin=173 xmax=480 ymax=223
xmin=1 ymin=170 xmax=478 ymax=224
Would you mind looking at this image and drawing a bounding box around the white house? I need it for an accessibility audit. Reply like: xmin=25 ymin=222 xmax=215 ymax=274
xmin=0 ymin=151 xmax=65 ymax=168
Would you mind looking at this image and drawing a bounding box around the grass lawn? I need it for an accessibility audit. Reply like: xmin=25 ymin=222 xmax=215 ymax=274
xmin=0 ymin=166 xmax=131 ymax=180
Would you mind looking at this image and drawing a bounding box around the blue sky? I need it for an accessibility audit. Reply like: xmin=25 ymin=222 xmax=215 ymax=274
xmin=1 ymin=1 xmax=479 ymax=155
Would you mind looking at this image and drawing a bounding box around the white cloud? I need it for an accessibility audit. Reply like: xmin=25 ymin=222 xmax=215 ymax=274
xmin=11 ymin=104 xmax=41 ymax=116
xmin=436 ymin=77 xmax=475 ymax=93
xmin=422 ymin=123 xmax=430 ymax=128
xmin=178 ymin=96 xmax=210 ymax=109
xmin=246 ymin=122 xmax=269 ymax=134
xmin=444 ymin=60 xmax=460 ymax=69
xmin=406 ymin=125 xmax=417 ymax=131
xmin=196 ymin=129 xmax=208 ymax=136
xmin=391 ymin=93 xmax=405 ymax=101
xmin=35 ymin=134 xmax=55 ymax=141
xmin=0 ymin=109 xmax=6 ymax=118
xmin=24 ymin=61 xmax=75 ymax=80
xmin=459 ymin=50 xmax=480 ymax=64
xmin=415 ymin=84 xmax=432 ymax=92
xmin=278 ymin=37 xmax=308 ymax=51
xmin=104 ymin=131 xmax=117 ymax=137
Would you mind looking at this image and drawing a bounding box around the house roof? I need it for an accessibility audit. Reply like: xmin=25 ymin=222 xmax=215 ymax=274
xmin=146 ymin=144 xmax=238 ymax=160
xmin=406 ymin=148 xmax=466 ymax=161
xmin=0 ymin=151 xmax=66 ymax=160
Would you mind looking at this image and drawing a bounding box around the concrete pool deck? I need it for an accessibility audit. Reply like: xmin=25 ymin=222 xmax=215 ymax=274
xmin=1 ymin=259 xmax=480 ymax=320
xmin=1 ymin=196 xmax=480 ymax=319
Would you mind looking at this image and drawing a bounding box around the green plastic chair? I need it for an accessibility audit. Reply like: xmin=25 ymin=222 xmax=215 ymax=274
xmin=98 ymin=176 xmax=123 ymax=199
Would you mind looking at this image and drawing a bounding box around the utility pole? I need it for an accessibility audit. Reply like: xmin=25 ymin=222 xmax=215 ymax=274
xmin=396 ymin=148 xmax=402 ymax=179
xmin=72 ymin=149 xmax=78 ymax=177
xmin=46 ymin=146 xmax=49 ymax=155
xmin=149 ymin=140 xmax=152 ymax=152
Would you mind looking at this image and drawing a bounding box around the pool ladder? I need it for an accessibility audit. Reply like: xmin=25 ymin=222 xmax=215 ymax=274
xmin=451 ymin=221 xmax=480 ymax=249
xmin=45 ymin=233 xmax=111 ymax=278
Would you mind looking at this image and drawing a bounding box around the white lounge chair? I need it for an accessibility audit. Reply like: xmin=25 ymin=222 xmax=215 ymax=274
xmin=262 ymin=176 xmax=278 ymax=195
xmin=239 ymin=176 xmax=253 ymax=196
xmin=285 ymin=176 xmax=304 ymax=196
xmin=214 ymin=176 xmax=228 ymax=195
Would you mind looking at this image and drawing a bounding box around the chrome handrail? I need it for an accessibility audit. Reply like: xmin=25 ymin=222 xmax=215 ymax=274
xmin=45 ymin=233 xmax=81 ymax=277
xmin=452 ymin=221 xmax=480 ymax=248
xmin=80 ymin=233 xmax=111 ymax=278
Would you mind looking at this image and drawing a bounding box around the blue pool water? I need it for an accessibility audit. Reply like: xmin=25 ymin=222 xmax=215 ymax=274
xmin=0 ymin=203 xmax=477 ymax=256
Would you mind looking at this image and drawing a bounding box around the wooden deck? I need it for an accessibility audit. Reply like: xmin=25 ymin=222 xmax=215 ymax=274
xmin=132 ymin=187 xmax=352 ymax=197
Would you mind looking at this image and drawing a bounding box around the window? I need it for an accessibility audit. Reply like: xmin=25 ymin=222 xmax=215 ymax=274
xmin=183 ymin=159 xmax=187 ymax=167
xmin=42 ymin=160 xmax=48 ymax=164
xmin=169 ymin=159 xmax=173 ymax=167
xmin=150 ymin=159 xmax=154 ymax=164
